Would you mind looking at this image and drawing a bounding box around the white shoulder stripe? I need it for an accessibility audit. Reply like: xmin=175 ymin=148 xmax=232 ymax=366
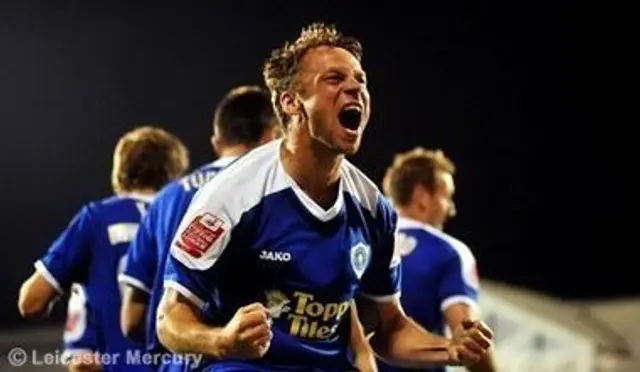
xmin=202 ymin=142 xmax=288 ymax=229
xmin=170 ymin=141 xmax=287 ymax=271
xmin=341 ymin=160 xmax=380 ymax=218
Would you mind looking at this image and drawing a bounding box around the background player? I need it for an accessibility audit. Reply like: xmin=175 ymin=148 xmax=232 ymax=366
xmin=18 ymin=126 xmax=189 ymax=371
xmin=155 ymin=22 xmax=492 ymax=371
xmin=379 ymin=147 xmax=497 ymax=372
xmin=118 ymin=85 xmax=279 ymax=370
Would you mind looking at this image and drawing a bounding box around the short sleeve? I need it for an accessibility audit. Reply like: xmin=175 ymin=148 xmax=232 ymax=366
xmin=163 ymin=182 xmax=237 ymax=310
xmin=36 ymin=206 xmax=93 ymax=294
xmin=438 ymin=241 xmax=480 ymax=311
xmin=119 ymin=203 xmax=158 ymax=294
xmin=358 ymin=195 xmax=402 ymax=302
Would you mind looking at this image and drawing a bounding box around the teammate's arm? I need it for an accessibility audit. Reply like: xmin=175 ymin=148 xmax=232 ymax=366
xmin=119 ymin=207 xmax=157 ymax=341
xmin=18 ymin=273 xmax=59 ymax=318
xmin=121 ymin=286 xmax=149 ymax=342
xmin=349 ymin=301 xmax=377 ymax=372
xmin=18 ymin=206 xmax=93 ymax=318
xmin=440 ymin=250 xmax=497 ymax=372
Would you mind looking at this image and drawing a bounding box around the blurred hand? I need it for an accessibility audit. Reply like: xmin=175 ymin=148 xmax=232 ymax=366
xmin=447 ymin=320 xmax=493 ymax=365
xmin=219 ymin=303 xmax=273 ymax=359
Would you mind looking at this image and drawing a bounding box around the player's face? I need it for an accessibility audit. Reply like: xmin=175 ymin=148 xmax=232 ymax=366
xmin=425 ymin=171 xmax=456 ymax=229
xmin=293 ymin=46 xmax=370 ymax=155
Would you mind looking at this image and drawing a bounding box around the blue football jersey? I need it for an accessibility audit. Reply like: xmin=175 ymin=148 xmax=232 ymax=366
xmin=163 ymin=139 xmax=402 ymax=372
xmin=119 ymin=157 xmax=236 ymax=360
xmin=378 ymin=216 xmax=480 ymax=372
xmin=35 ymin=194 xmax=155 ymax=371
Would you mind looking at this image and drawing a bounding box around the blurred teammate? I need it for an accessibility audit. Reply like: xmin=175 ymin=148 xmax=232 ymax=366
xmin=18 ymin=126 xmax=189 ymax=372
xmin=379 ymin=148 xmax=496 ymax=372
xmin=155 ymin=22 xmax=493 ymax=371
xmin=118 ymin=86 xmax=279 ymax=371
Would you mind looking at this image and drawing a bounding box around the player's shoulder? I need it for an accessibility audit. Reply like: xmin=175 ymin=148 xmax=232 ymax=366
xmin=84 ymin=195 xmax=121 ymax=215
xmin=195 ymin=140 xmax=283 ymax=208
xmin=155 ymin=179 xmax=185 ymax=202
xmin=172 ymin=157 xmax=237 ymax=195
xmin=89 ymin=194 xmax=152 ymax=220
xmin=340 ymin=159 xmax=389 ymax=219
xmin=397 ymin=217 xmax=474 ymax=261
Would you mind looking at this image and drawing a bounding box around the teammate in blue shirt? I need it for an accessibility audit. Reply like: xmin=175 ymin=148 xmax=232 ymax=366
xmin=118 ymin=86 xmax=280 ymax=370
xmin=156 ymin=23 xmax=493 ymax=372
xmin=379 ymin=148 xmax=497 ymax=372
xmin=18 ymin=126 xmax=189 ymax=372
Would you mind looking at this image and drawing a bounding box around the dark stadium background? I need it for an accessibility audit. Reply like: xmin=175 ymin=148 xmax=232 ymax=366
xmin=0 ymin=1 xmax=625 ymax=334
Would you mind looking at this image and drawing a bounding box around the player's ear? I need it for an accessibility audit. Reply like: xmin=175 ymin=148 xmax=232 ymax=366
xmin=210 ymin=134 xmax=221 ymax=156
xmin=280 ymin=91 xmax=300 ymax=117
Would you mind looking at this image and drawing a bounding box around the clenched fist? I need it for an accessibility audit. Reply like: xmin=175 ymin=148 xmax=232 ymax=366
xmin=447 ymin=320 xmax=493 ymax=365
xmin=219 ymin=303 xmax=273 ymax=359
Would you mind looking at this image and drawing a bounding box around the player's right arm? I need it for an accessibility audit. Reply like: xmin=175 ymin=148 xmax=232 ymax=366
xmin=439 ymin=246 xmax=497 ymax=372
xmin=18 ymin=206 xmax=93 ymax=318
xmin=156 ymin=181 xmax=272 ymax=359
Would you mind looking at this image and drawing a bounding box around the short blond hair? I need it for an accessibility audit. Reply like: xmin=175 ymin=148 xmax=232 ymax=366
xmin=111 ymin=126 xmax=189 ymax=194
xmin=383 ymin=147 xmax=456 ymax=206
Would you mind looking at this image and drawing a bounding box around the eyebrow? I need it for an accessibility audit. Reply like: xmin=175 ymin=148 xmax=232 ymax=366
xmin=323 ymin=68 xmax=367 ymax=80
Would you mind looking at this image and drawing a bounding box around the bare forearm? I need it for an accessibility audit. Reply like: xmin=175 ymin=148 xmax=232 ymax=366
xmin=156 ymin=292 xmax=228 ymax=358
xmin=349 ymin=302 xmax=377 ymax=372
xmin=157 ymin=314 xmax=224 ymax=357
xmin=18 ymin=273 xmax=58 ymax=319
xmin=371 ymin=314 xmax=454 ymax=367
xmin=354 ymin=343 xmax=378 ymax=372
xmin=121 ymin=286 xmax=149 ymax=343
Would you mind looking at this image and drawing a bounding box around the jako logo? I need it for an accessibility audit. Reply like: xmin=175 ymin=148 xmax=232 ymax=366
xmin=260 ymin=250 xmax=292 ymax=262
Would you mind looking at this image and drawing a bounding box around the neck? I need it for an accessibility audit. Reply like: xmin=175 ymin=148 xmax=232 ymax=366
xmin=117 ymin=188 xmax=156 ymax=197
xmin=281 ymin=128 xmax=343 ymax=208
xmin=396 ymin=205 xmax=431 ymax=227
xmin=217 ymin=144 xmax=251 ymax=158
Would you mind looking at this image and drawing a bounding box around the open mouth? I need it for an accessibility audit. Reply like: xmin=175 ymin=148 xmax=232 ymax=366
xmin=338 ymin=107 xmax=362 ymax=131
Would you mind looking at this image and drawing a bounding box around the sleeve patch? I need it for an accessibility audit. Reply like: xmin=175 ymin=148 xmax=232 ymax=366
xmin=176 ymin=213 xmax=226 ymax=258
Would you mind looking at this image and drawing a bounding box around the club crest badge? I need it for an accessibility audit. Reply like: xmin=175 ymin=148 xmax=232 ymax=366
xmin=350 ymin=242 xmax=371 ymax=279
xmin=265 ymin=290 xmax=291 ymax=318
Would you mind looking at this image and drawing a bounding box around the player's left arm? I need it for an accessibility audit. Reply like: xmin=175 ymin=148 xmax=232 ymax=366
xmin=18 ymin=206 xmax=93 ymax=318
xmin=119 ymin=205 xmax=157 ymax=341
xmin=440 ymin=248 xmax=497 ymax=372
xmin=349 ymin=300 xmax=377 ymax=372
xmin=359 ymin=197 xmax=492 ymax=367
